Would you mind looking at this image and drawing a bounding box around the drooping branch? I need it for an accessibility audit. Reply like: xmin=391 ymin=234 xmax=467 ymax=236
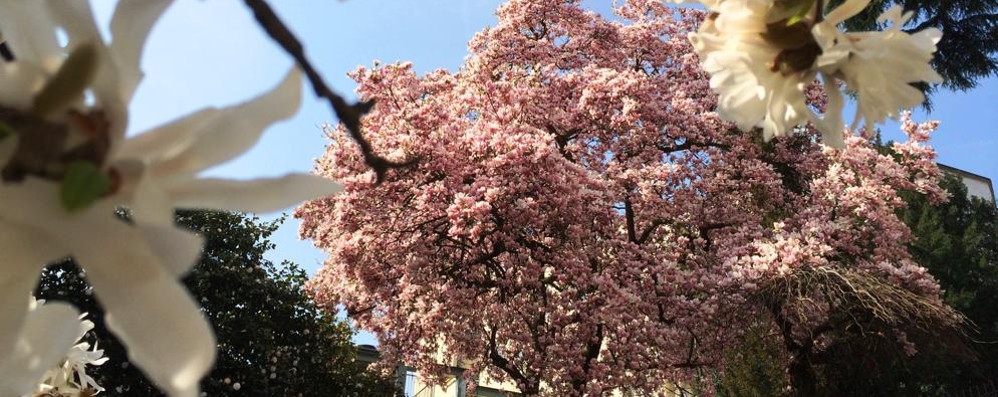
xmin=757 ymin=266 xmax=971 ymax=396
xmin=242 ymin=0 xmax=415 ymax=182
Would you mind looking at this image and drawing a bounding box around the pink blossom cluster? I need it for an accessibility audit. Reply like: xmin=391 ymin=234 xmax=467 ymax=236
xmin=296 ymin=1 xmax=946 ymax=394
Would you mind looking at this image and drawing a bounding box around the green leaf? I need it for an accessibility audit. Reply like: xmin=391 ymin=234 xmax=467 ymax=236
xmin=60 ymin=161 xmax=111 ymax=212
xmin=771 ymin=0 xmax=814 ymax=26
xmin=786 ymin=7 xmax=811 ymax=26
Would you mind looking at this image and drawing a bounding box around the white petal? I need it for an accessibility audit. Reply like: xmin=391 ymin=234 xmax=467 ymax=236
xmin=0 ymin=0 xmax=60 ymax=70
xmin=876 ymin=5 xmax=906 ymax=26
xmin=114 ymin=108 xmax=220 ymax=163
xmin=167 ymin=173 xmax=343 ymax=214
xmin=130 ymin=168 xmax=181 ymax=226
xmin=0 ymin=186 xmax=73 ymax=268
xmin=824 ymin=0 xmax=871 ymax=25
xmin=109 ymin=0 xmax=173 ymax=103
xmin=46 ymin=0 xmax=102 ymax=47
xmin=815 ymin=77 xmax=846 ymax=149
xmin=0 ymin=62 xmax=47 ymax=110
xmin=137 ymin=224 xmax=204 ymax=276
xmin=153 ymin=68 xmax=303 ymax=176
xmin=0 ymin=221 xmax=64 ymax=322
xmin=0 ymin=178 xmax=111 ymax=234
xmin=78 ymin=319 xmax=95 ymax=339
xmin=813 ymin=22 xmax=851 ymax=71
xmin=0 ymin=302 xmax=82 ymax=397
xmin=74 ymin=221 xmax=215 ymax=397
xmin=0 ymin=264 xmax=40 ymax=365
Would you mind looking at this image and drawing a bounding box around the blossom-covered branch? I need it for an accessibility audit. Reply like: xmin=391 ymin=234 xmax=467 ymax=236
xmin=297 ymin=1 xmax=956 ymax=394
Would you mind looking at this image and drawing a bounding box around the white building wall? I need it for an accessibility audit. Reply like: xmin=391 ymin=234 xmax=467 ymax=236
xmin=961 ymin=175 xmax=995 ymax=202
xmin=939 ymin=164 xmax=995 ymax=203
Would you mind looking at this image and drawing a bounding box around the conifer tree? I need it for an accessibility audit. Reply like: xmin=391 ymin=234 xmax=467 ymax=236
xmin=832 ymin=0 xmax=998 ymax=92
xmin=902 ymin=175 xmax=998 ymax=380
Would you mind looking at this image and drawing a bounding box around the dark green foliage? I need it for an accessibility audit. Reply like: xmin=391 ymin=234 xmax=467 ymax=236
xmin=790 ymin=314 xmax=974 ymax=396
xmin=829 ymin=0 xmax=998 ymax=93
xmin=901 ymin=175 xmax=998 ymax=382
xmin=36 ymin=210 xmax=400 ymax=396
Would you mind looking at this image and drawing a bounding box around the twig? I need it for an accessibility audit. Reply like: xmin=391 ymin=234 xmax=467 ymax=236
xmin=242 ymin=0 xmax=416 ymax=182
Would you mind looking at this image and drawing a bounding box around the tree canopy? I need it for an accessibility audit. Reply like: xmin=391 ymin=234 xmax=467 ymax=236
xmin=718 ymin=172 xmax=996 ymax=396
xmin=296 ymin=1 xmax=959 ymax=394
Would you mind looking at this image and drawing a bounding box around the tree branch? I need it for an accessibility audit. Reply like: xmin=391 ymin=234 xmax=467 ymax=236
xmin=242 ymin=0 xmax=416 ymax=182
xmin=487 ymin=325 xmax=540 ymax=395
xmin=657 ymin=140 xmax=730 ymax=154
xmin=638 ymin=219 xmax=669 ymax=244
xmin=0 ymin=39 xmax=14 ymax=62
xmin=572 ymin=324 xmax=605 ymax=393
xmin=624 ymin=195 xmax=638 ymax=244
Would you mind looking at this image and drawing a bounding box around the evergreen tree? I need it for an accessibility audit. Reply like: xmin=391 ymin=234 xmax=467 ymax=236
xmin=830 ymin=0 xmax=998 ymax=92
xmin=901 ymin=174 xmax=998 ymax=381
xmin=36 ymin=210 xmax=400 ymax=396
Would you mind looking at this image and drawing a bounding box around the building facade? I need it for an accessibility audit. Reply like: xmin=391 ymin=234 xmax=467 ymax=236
xmin=940 ymin=164 xmax=995 ymax=202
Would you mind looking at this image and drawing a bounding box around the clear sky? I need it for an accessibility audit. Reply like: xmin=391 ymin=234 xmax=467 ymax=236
xmin=90 ymin=0 xmax=997 ymax=343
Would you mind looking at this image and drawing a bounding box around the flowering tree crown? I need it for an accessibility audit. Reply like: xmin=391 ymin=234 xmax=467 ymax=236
xmin=299 ymin=0 xmax=952 ymax=395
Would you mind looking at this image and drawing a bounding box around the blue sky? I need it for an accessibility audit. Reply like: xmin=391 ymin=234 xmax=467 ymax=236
xmin=91 ymin=1 xmax=996 ymax=342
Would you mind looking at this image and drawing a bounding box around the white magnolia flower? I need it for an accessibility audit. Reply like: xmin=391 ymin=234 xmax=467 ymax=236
xmin=687 ymin=0 xmax=943 ymax=148
xmin=33 ymin=312 xmax=109 ymax=397
xmin=0 ymin=179 xmax=215 ymax=397
xmin=0 ymin=298 xmax=83 ymax=396
xmin=688 ymin=0 xmax=815 ymax=142
xmin=813 ymin=1 xmax=943 ymax=132
xmin=111 ymin=68 xmax=337 ymax=226
xmin=0 ymin=1 xmax=341 ymax=396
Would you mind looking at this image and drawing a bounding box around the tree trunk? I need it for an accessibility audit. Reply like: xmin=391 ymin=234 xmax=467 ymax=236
xmin=789 ymin=351 xmax=818 ymax=397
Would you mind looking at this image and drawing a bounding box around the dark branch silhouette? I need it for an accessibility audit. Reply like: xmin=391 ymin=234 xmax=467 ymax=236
xmin=242 ymin=0 xmax=416 ymax=182
xmin=0 ymin=39 xmax=15 ymax=62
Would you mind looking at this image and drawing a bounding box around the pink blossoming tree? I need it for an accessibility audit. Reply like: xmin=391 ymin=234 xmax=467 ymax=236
xmin=296 ymin=0 xmax=961 ymax=394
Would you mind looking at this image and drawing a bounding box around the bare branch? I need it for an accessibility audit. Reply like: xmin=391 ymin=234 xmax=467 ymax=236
xmin=242 ymin=0 xmax=416 ymax=182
